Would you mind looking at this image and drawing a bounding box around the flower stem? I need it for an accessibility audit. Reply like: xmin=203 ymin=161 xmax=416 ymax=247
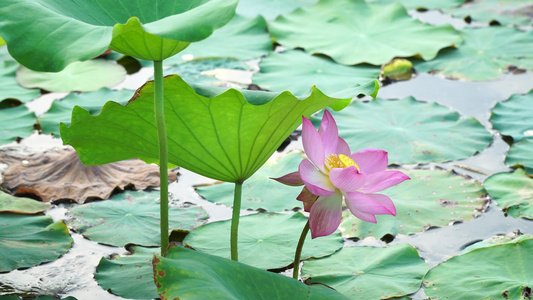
xmin=154 ymin=60 xmax=169 ymax=255
xmin=293 ymin=220 xmax=310 ymax=280
xmin=230 ymin=181 xmax=243 ymax=261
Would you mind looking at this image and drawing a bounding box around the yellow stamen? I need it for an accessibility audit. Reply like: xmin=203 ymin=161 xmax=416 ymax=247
xmin=324 ymin=154 xmax=360 ymax=174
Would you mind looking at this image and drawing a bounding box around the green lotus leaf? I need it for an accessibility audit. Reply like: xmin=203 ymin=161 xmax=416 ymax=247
xmin=68 ymin=190 xmax=208 ymax=247
xmin=0 ymin=191 xmax=50 ymax=214
xmin=163 ymin=58 xmax=251 ymax=86
xmin=153 ymin=245 xmax=350 ymax=299
xmin=236 ymin=0 xmax=318 ymax=20
xmin=165 ymin=15 xmax=272 ymax=64
xmin=506 ymin=139 xmax=533 ymax=174
xmin=0 ymin=297 xmax=76 ymax=300
xmin=443 ymin=0 xmax=533 ymax=26
xmin=0 ymin=214 xmax=73 ymax=272
xmin=269 ymin=0 xmax=462 ymax=65
xmin=60 ymin=75 xmax=350 ymax=183
xmin=415 ymin=27 xmax=533 ymax=81
xmin=484 ymin=169 xmax=533 ymax=220
xmin=340 ymin=169 xmax=488 ymax=239
xmin=462 ymin=233 xmax=531 ymax=254
xmin=0 ymin=0 xmax=238 ymax=71
xmin=491 ymin=90 xmax=533 ymax=143
xmin=302 ymin=244 xmax=429 ymax=299
xmin=366 ymin=0 xmax=465 ymax=10
xmin=0 ymin=105 xmax=36 ymax=145
xmin=95 ymin=246 xmax=160 ymax=300
xmin=320 ymin=97 xmax=492 ymax=164
xmin=0 ymin=60 xmax=40 ymax=104
xmin=16 ymin=60 xmax=127 ymax=93
xmin=39 ymin=88 xmax=135 ymax=136
xmin=424 ymin=235 xmax=533 ymax=299
xmin=184 ymin=212 xmax=343 ymax=269
xmin=196 ymin=152 xmax=303 ymax=211
xmin=0 ymin=36 xmax=4 ymax=46
xmin=252 ymin=50 xmax=380 ymax=96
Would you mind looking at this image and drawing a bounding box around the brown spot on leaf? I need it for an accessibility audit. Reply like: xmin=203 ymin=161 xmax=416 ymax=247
xmin=158 ymin=270 xmax=165 ymax=277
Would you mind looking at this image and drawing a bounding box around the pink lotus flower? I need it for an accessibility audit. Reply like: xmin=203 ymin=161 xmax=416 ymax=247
xmin=274 ymin=110 xmax=410 ymax=238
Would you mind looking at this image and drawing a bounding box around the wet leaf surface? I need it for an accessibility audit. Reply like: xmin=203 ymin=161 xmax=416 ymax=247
xmin=0 ymin=214 xmax=73 ymax=272
xmin=163 ymin=58 xmax=251 ymax=87
xmin=269 ymin=0 xmax=462 ymax=65
xmin=424 ymin=235 xmax=533 ymax=300
xmin=484 ymin=169 xmax=533 ymax=220
xmin=0 ymin=147 xmax=177 ymax=203
xmin=68 ymin=190 xmax=208 ymax=247
xmin=153 ymin=245 xmax=350 ymax=299
xmin=302 ymin=244 xmax=429 ymax=299
xmin=340 ymin=169 xmax=489 ymax=239
xmin=196 ymin=152 xmax=303 ymax=212
xmin=184 ymin=212 xmax=343 ymax=269
xmin=0 ymin=191 xmax=50 ymax=214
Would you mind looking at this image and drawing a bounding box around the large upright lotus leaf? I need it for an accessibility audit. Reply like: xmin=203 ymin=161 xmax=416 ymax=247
xmin=163 ymin=58 xmax=251 ymax=86
xmin=184 ymin=213 xmax=343 ymax=269
xmin=269 ymin=0 xmax=462 ymax=66
xmin=68 ymin=190 xmax=207 ymax=247
xmin=196 ymin=152 xmax=304 ymax=211
xmin=302 ymin=244 xmax=429 ymax=299
xmin=443 ymin=0 xmax=533 ymax=26
xmin=0 ymin=191 xmax=50 ymax=214
xmin=320 ymin=97 xmax=492 ymax=164
xmin=95 ymin=246 xmax=160 ymax=300
xmin=153 ymin=245 xmax=350 ymax=300
xmin=366 ymin=0 xmax=465 ymax=10
xmin=252 ymin=50 xmax=380 ymax=96
xmin=16 ymin=60 xmax=127 ymax=92
xmin=38 ymin=88 xmax=135 ymax=136
xmin=340 ymin=169 xmax=488 ymax=239
xmin=0 ymin=105 xmax=36 ymax=145
xmin=60 ymin=75 xmax=350 ymax=183
xmin=491 ymin=90 xmax=533 ymax=143
xmin=415 ymin=27 xmax=533 ymax=81
xmin=0 ymin=60 xmax=40 ymax=104
xmin=236 ymin=0 xmax=318 ymax=20
xmin=165 ymin=15 xmax=272 ymax=64
xmin=423 ymin=235 xmax=533 ymax=299
xmin=0 ymin=0 xmax=238 ymax=71
xmin=506 ymin=139 xmax=533 ymax=174
xmin=0 ymin=214 xmax=73 ymax=272
xmin=484 ymin=169 xmax=533 ymax=220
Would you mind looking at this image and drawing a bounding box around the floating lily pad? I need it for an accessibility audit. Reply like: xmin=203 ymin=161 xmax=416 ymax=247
xmin=366 ymin=0 xmax=465 ymax=10
xmin=0 ymin=191 xmax=50 ymax=214
xmin=340 ymin=169 xmax=488 ymax=239
xmin=236 ymin=0 xmax=318 ymax=20
xmin=462 ymin=232 xmax=528 ymax=254
xmin=0 ymin=105 xmax=36 ymax=145
xmin=0 ymin=60 xmax=39 ymax=104
xmin=39 ymin=88 xmax=134 ymax=136
xmin=415 ymin=27 xmax=533 ymax=81
xmin=165 ymin=15 xmax=272 ymax=64
xmin=95 ymin=246 xmax=160 ymax=300
xmin=269 ymin=0 xmax=462 ymax=65
xmin=484 ymin=169 xmax=533 ymax=220
xmin=60 ymin=75 xmax=351 ymax=183
xmin=491 ymin=90 xmax=533 ymax=143
xmin=321 ymin=97 xmax=492 ymax=164
xmin=153 ymin=245 xmax=350 ymax=299
xmin=197 ymin=152 xmax=304 ymax=211
xmin=302 ymin=244 xmax=429 ymax=299
xmin=506 ymin=139 xmax=533 ymax=174
xmin=16 ymin=60 xmax=127 ymax=93
xmin=184 ymin=213 xmax=343 ymax=269
xmin=443 ymin=0 xmax=533 ymax=26
xmin=424 ymin=235 xmax=533 ymax=299
xmin=0 ymin=214 xmax=73 ymax=272
xmin=163 ymin=58 xmax=251 ymax=86
xmin=0 ymin=0 xmax=239 ymax=71
xmin=68 ymin=190 xmax=208 ymax=247
xmin=252 ymin=50 xmax=380 ymax=96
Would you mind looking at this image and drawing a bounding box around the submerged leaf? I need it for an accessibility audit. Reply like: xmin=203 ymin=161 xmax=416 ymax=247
xmin=60 ymin=75 xmax=350 ymax=183
xmin=0 ymin=147 xmax=177 ymax=203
